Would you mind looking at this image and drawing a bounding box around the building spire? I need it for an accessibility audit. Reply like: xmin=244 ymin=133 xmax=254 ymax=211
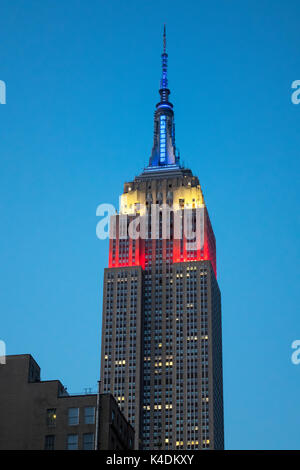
xmin=160 ymin=24 xmax=169 ymax=98
xmin=147 ymin=25 xmax=180 ymax=169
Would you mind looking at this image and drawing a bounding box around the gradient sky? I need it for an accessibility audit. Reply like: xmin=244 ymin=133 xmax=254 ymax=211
xmin=0 ymin=0 xmax=299 ymax=450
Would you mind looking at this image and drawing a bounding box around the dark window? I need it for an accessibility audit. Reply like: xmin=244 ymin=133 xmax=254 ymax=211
xmin=84 ymin=406 xmax=95 ymax=424
xmin=68 ymin=407 xmax=79 ymax=425
xmin=67 ymin=434 xmax=78 ymax=450
xmin=44 ymin=435 xmax=55 ymax=450
xmin=83 ymin=433 xmax=94 ymax=450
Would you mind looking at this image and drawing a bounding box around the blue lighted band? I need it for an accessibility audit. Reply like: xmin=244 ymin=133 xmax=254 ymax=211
xmin=160 ymin=115 xmax=166 ymax=163
xmin=157 ymin=103 xmax=172 ymax=109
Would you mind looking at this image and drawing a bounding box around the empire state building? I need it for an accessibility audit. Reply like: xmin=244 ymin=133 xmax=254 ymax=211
xmin=100 ymin=27 xmax=224 ymax=450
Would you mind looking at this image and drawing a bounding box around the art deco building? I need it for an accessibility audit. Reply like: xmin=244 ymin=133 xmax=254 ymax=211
xmin=100 ymin=27 xmax=224 ymax=450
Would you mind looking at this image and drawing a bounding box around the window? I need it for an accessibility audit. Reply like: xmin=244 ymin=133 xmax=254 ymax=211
xmin=46 ymin=409 xmax=57 ymax=427
xmin=44 ymin=435 xmax=55 ymax=450
xmin=83 ymin=433 xmax=94 ymax=450
xmin=84 ymin=406 xmax=95 ymax=424
xmin=68 ymin=407 xmax=79 ymax=426
xmin=67 ymin=434 xmax=78 ymax=450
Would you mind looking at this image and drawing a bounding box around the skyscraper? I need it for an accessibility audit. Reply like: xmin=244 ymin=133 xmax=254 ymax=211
xmin=100 ymin=27 xmax=224 ymax=451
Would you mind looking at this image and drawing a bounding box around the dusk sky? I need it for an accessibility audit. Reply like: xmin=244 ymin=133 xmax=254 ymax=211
xmin=0 ymin=0 xmax=299 ymax=449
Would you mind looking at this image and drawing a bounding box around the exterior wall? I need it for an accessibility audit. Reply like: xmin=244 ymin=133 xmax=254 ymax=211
xmin=171 ymin=260 xmax=223 ymax=449
xmin=210 ymin=270 xmax=224 ymax=449
xmin=100 ymin=266 xmax=143 ymax=450
xmin=98 ymin=393 xmax=134 ymax=450
xmin=0 ymin=355 xmax=45 ymax=450
xmin=0 ymin=355 xmax=134 ymax=450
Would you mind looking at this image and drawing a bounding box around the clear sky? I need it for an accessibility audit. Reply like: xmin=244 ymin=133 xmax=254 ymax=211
xmin=0 ymin=0 xmax=299 ymax=450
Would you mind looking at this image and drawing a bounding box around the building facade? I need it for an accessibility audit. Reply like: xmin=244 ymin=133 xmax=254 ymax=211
xmin=100 ymin=27 xmax=224 ymax=450
xmin=0 ymin=354 xmax=134 ymax=450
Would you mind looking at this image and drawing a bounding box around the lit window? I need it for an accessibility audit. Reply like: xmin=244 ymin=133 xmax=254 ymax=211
xmin=46 ymin=409 xmax=57 ymax=427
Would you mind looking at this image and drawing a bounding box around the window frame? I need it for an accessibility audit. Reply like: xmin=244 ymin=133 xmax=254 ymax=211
xmin=84 ymin=406 xmax=95 ymax=425
xmin=83 ymin=432 xmax=95 ymax=450
xmin=67 ymin=434 xmax=78 ymax=450
xmin=68 ymin=407 xmax=79 ymax=426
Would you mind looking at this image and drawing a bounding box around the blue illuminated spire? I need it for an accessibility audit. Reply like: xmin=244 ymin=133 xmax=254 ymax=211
xmin=147 ymin=26 xmax=180 ymax=169
xmin=158 ymin=24 xmax=171 ymax=105
xmin=160 ymin=25 xmax=168 ymax=91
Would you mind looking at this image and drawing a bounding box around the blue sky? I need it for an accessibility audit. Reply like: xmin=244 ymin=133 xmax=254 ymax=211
xmin=0 ymin=0 xmax=299 ymax=450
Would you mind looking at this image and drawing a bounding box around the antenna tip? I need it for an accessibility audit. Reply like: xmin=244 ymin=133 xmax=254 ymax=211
xmin=163 ymin=24 xmax=166 ymax=53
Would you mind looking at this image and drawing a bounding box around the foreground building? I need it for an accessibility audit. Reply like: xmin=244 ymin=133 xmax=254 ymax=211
xmin=0 ymin=354 xmax=134 ymax=450
xmin=100 ymin=28 xmax=224 ymax=450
